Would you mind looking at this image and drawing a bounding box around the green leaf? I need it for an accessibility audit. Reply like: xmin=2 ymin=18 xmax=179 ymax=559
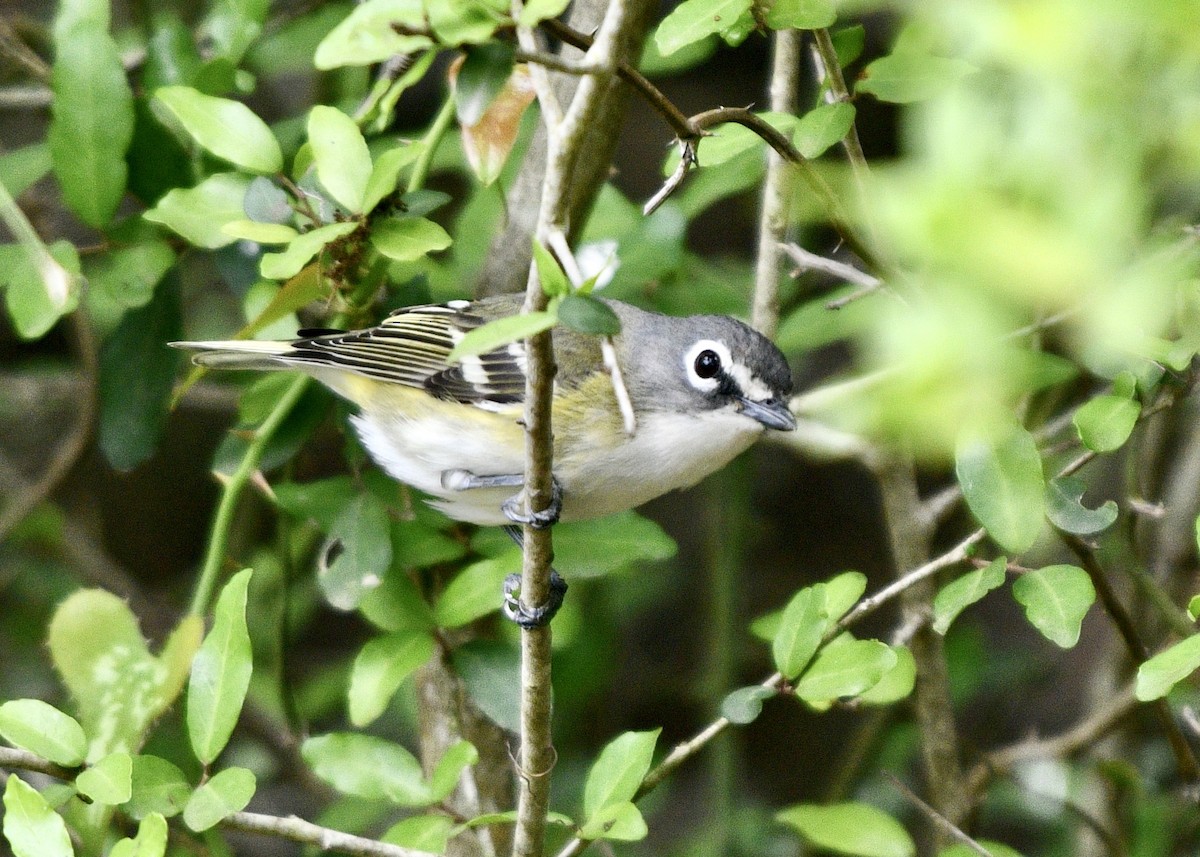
xmin=48 ymin=20 xmax=134 ymax=227
xmin=579 ymin=801 xmax=648 ymax=842
xmin=765 ymin=0 xmax=836 ymax=30
xmin=857 ymin=49 xmax=976 ymax=104
xmin=85 ymin=240 xmax=176 ymax=311
xmin=1045 ymin=476 xmax=1118 ymax=536
xmin=260 ymin=221 xmax=358 ymax=280
xmin=109 ymin=812 xmax=168 ymax=857
xmin=154 ymin=86 xmax=282 ymax=174
xmin=433 ymin=556 xmax=519 ymax=629
xmin=778 ymin=802 xmax=915 ymax=857
xmin=552 ymin=512 xmax=677 ymax=578
xmin=383 ymin=815 xmax=455 ymax=852
xmin=182 ymin=766 xmax=256 ymax=832
xmin=426 ymin=740 xmax=479 ymax=803
xmin=348 ymin=630 xmax=436 ymax=726
xmin=75 ymin=752 xmax=132 ymax=805
xmin=0 ymin=144 xmax=52 ymax=198
xmin=426 ymin=0 xmax=508 ymax=45
xmin=3 ymin=774 xmax=74 ymax=857
xmin=857 ymin=646 xmax=916 ymax=705
xmin=220 ymin=220 xmax=298 ymax=244
xmin=126 ymin=755 xmax=191 ymax=820
xmin=938 ymin=842 xmax=1024 ymax=857
xmin=307 ymin=105 xmax=372 ymax=212
xmin=144 ymin=172 xmax=253 ymax=249
xmin=793 ymin=102 xmax=856 ymax=159
xmin=558 ymin=294 xmax=622 ymax=336
xmin=319 ymin=492 xmax=393 ymax=611
xmin=202 ymin=0 xmax=269 ymax=62
xmin=583 ymin=729 xmax=661 ymax=819
xmin=831 ymin=25 xmax=866 ymax=67
xmin=370 ymin=217 xmax=453 ymax=262
xmin=518 ymin=0 xmax=571 ymax=26
xmin=955 ymin=423 xmax=1045 ymax=554
xmin=1189 ymin=592 xmax=1200 ymax=622
xmin=772 ymin=584 xmax=828 ymax=679
xmin=187 ymin=569 xmax=254 ymax=765
xmin=1073 ymin=394 xmax=1141 ymax=453
xmin=1012 ymin=565 xmax=1095 ymax=648
xmin=98 ymin=275 xmax=182 ymax=470
xmin=932 ymin=558 xmax=1007 ymax=635
xmin=447 ymin=310 xmax=558 ymax=362
xmin=655 ymin=0 xmax=753 ymax=56
xmin=1 ymin=240 xmax=81 ymax=341
xmin=302 ymin=733 xmax=431 ymax=805
xmin=532 ymin=239 xmax=571 ymax=298
xmin=823 ymin=571 xmax=868 ymax=622
xmin=313 ymin=0 xmax=432 ymax=70
xmin=0 ymin=700 xmax=87 ymax=767
xmin=1136 ymin=634 xmax=1200 ymax=701
xmin=796 ymin=638 xmax=897 ymax=705
xmin=455 ymin=42 xmax=516 ymax=127
xmin=452 ymin=641 xmax=521 ymax=732
xmin=720 ymin=685 xmax=776 ymax=724
xmin=47 ymin=591 xmax=203 ymax=762
xmin=362 ymin=144 xmax=424 ymax=213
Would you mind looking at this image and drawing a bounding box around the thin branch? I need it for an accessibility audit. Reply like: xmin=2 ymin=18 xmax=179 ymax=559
xmin=752 ymin=28 xmax=803 ymax=339
xmin=512 ymin=3 xmax=632 ymax=856
xmin=514 ymin=49 xmax=606 ymax=76
xmin=779 ymin=241 xmax=881 ymax=289
xmin=883 ymin=773 xmax=993 ymax=857
xmin=224 ymin=812 xmax=437 ymax=857
xmin=810 ymin=28 xmax=869 ymax=189
xmin=0 ymin=746 xmax=77 ymax=780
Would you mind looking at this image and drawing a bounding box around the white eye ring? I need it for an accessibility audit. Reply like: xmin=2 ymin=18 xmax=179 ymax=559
xmin=683 ymin=339 xmax=732 ymax=392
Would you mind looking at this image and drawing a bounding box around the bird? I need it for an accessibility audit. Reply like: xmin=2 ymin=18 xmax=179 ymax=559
xmin=174 ymin=294 xmax=795 ymax=623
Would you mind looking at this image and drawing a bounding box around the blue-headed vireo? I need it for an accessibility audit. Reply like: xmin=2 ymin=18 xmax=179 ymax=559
xmin=177 ymin=294 xmax=795 ymax=527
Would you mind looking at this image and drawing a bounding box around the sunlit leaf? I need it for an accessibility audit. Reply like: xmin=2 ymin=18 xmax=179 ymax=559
xmin=182 ymin=766 xmax=256 ymax=832
xmin=0 ymin=699 xmax=87 ymax=767
xmin=109 ymin=812 xmax=168 ymax=857
xmin=49 ymin=18 xmax=134 ymax=227
xmin=765 ymin=0 xmax=836 ymax=30
xmin=126 ymin=755 xmax=191 ymax=820
xmin=857 ymin=646 xmax=916 ymax=705
xmin=796 ymin=637 xmax=897 ymax=704
xmin=1012 ymin=564 xmax=1095 ymax=648
xmin=348 ymin=630 xmax=436 ymax=726
xmin=313 ymin=0 xmax=432 ymax=69
xmin=260 ymin=221 xmax=358 ymax=280
xmin=0 ymin=240 xmax=80 ymax=341
xmin=370 ymin=217 xmax=453 ymax=262
xmin=433 ymin=556 xmax=518 ymax=629
xmin=955 ymin=423 xmax=1045 ymax=554
xmin=447 ymin=310 xmax=557 ymax=362
xmin=1135 ymin=634 xmax=1200 ymax=701
xmin=362 ymin=144 xmax=424 ymax=213
xmin=383 ymin=814 xmax=455 ymax=852
xmin=75 ymin=752 xmax=132 ymax=805
xmin=144 ymin=172 xmax=253 ymax=248
xmin=301 ymin=733 xmax=431 ymax=805
xmin=793 ymin=103 xmax=856 ymax=159
xmin=3 ymin=774 xmax=73 ymax=857
xmin=187 ymin=569 xmax=254 ymax=765
xmin=154 ymin=86 xmax=282 ymax=174
xmin=655 ymin=0 xmax=753 ymax=56
xmin=582 ymin=729 xmax=660 ymax=819
xmin=772 ymin=584 xmax=828 ymax=679
xmin=308 ymin=105 xmax=372 ymax=212
xmin=778 ymin=802 xmax=915 ymax=857
xmin=932 ymin=558 xmax=1007 ymax=635
xmin=1073 ymin=393 xmax=1140 ymax=453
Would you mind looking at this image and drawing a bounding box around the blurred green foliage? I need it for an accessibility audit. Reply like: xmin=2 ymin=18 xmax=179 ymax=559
xmin=2 ymin=0 xmax=1200 ymax=855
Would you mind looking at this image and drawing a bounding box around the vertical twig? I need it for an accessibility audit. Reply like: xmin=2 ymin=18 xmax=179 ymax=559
xmin=511 ymin=3 xmax=633 ymax=856
xmin=752 ymin=28 xmax=802 ymax=338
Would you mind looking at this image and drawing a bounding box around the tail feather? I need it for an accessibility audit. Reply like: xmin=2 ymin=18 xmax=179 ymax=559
xmin=171 ymin=340 xmax=296 ymax=371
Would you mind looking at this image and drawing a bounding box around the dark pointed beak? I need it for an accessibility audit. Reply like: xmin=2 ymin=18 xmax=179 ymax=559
xmin=738 ymin=396 xmax=796 ymax=431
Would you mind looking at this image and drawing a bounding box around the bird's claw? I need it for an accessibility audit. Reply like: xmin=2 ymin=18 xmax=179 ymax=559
xmin=502 ymin=477 xmax=563 ymax=529
xmin=502 ymin=570 xmax=568 ymax=629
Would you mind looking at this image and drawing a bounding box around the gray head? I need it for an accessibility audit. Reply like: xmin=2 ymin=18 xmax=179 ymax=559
xmin=614 ymin=304 xmax=796 ymax=431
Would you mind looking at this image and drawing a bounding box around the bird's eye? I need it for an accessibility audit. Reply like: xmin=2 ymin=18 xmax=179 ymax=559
xmin=694 ymin=349 xmax=721 ymax=379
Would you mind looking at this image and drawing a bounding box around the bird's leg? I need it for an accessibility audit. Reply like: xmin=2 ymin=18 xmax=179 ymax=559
xmin=501 ymin=524 xmax=568 ymax=629
xmin=440 ymin=469 xmax=563 ymax=528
